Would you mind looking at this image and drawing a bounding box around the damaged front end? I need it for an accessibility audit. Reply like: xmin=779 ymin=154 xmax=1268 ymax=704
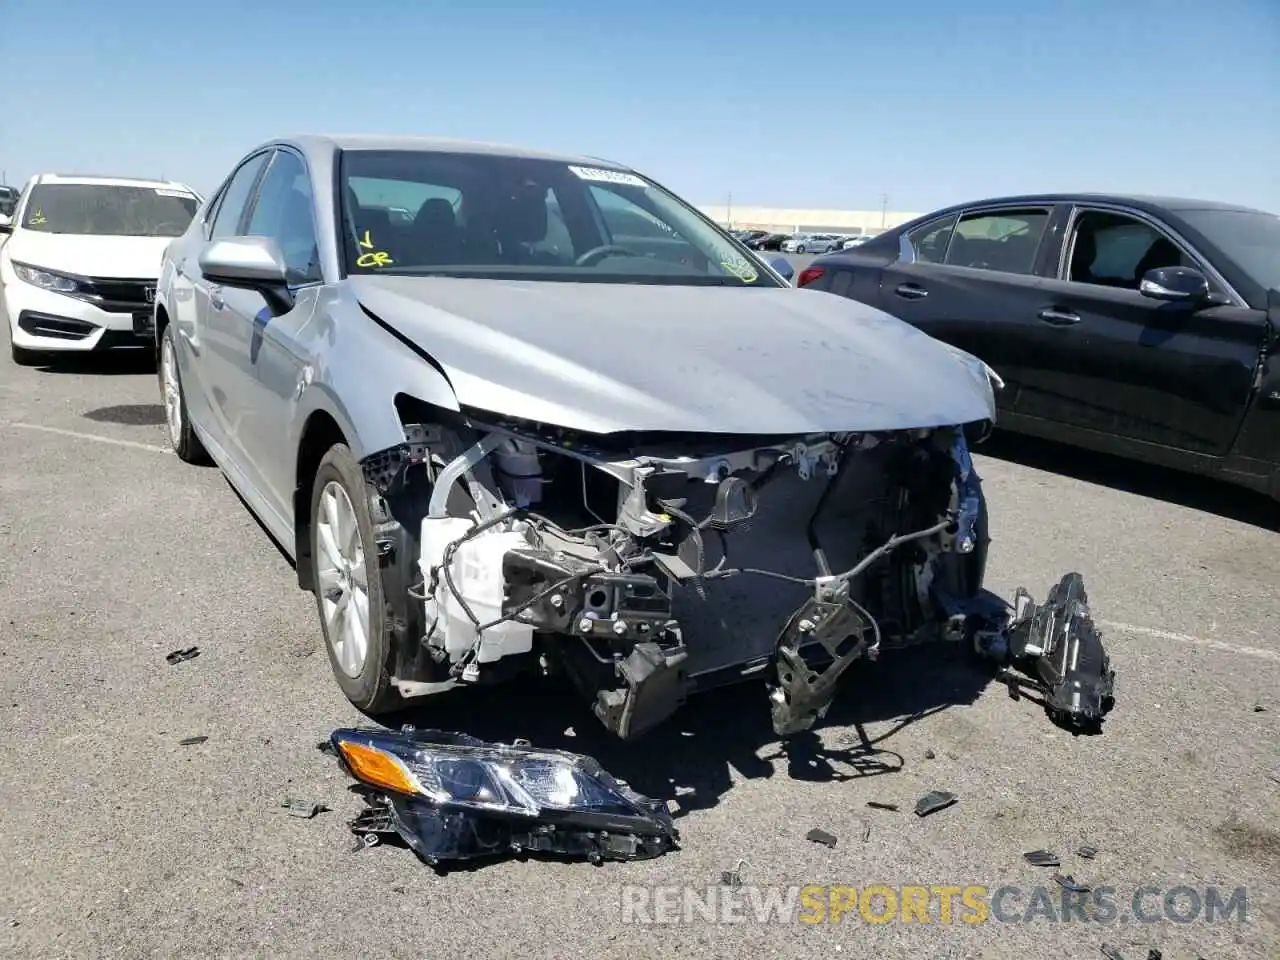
xmin=366 ymin=408 xmax=1115 ymax=741
xmin=329 ymin=726 xmax=678 ymax=866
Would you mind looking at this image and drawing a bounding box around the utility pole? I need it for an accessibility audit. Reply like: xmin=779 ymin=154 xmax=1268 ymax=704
xmin=726 ymin=191 xmax=733 ymax=229
xmin=880 ymin=194 xmax=888 ymax=228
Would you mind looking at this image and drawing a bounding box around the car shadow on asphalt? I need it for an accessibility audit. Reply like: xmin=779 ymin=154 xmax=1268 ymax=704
xmin=32 ymin=348 xmax=155 ymax=376
xmin=385 ymin=642 xmax=995 ymax=819
xmin=975 ymin=429 xmax=1278 ymax=531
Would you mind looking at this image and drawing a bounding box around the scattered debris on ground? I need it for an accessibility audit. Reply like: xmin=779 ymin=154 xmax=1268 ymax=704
xmin=1100 ymin=946 xmax=1125 ymax=960
xmin=924 ymin=749 xmax=936 ymax=759
xmin=280 ymin=799 xmax=330 ymax=819
xmin=1054 ymin=873 xmax=1090 ymax=892
xmin=859 ymin=821 xmax=871 ymax=842
xmin=1253 ymin=704 xmax=1266 ymax=713
xmin=1146 ymin=950 xmax=1162 ymax=960
xmin=913 ymin=790 xmax=957 ymax=817
xmin=867 ymin=801 xmax=899 ymax=811
xmin=328 ymin=725 xmax=677 ymax=867
xmin=721 ymin=859 xmax=749 ymax=886
xmin=1024 ymin=849 xmax=1061 ymax=867
xmin=1078 ymin=844 xmax=1099 ymax=859
xmin=165 ymin=646 xmax=200 ymax=665
xmin=179 ymin=735 xmax=208 ymax=746
xmin=806 ymin=828 xmax=838 ymax=848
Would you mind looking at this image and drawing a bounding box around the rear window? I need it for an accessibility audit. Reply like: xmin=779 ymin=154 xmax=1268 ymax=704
xmin=22 ymin=183 xmax=198 ymax=237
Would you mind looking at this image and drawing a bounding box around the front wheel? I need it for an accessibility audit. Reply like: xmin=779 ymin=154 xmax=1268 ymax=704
xmin=310 ymin=443 xmax=400 ymax=714
xmin=796 ymin=245 xmax=806 ymax=254
xmin=158 ymin=325 xmax=211 ymax=464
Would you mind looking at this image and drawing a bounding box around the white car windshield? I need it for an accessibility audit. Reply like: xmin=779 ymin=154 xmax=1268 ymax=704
xmin=339 ymin=150 xmax=779 ymax=287
xmin=21 ymin=184 xmax=198 ymax=237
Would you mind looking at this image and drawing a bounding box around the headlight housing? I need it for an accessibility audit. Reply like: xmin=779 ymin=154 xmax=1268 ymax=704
xmin=330 ymin=727 xmax=679 ymax=866
xmin=12 ymin=262 xmax=82 ymax=295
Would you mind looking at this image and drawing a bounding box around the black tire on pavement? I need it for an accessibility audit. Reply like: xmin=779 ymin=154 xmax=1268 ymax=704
xmin=158 ymin=324 xmax=211 ymax=464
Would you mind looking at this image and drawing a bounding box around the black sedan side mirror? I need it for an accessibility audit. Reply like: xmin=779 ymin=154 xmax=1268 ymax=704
xmin=1139 ymin=266 xmax=1210 ymax=303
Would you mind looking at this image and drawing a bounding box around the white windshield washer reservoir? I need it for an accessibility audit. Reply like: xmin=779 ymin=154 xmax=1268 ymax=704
xmin=420 ymin=516 xmax=534 ymax=664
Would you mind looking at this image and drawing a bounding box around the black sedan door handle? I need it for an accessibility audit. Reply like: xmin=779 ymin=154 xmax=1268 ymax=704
xmin=1037 ymin=308 xmax=1080 ymax=325
xmin=895 ymin=283 xmax=928 ymax=300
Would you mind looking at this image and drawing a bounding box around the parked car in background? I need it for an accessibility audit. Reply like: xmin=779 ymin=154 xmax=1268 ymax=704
xmin=148 ymin=133 xmax=1101 ymax=740
xmin=0 ymin=186 xmax=18 ymax=230
xmin=798 ymin=193 xmax=1280 ymax=500
xmin=0 ymin=173 xmax=202 ymax=365
xmin=842 ymin=235 xmax=871 ymax=249
xmin=748 ymin=232 xmax=787 ymax=251
xmin=782 ymin=233 xmax=838 ymax=254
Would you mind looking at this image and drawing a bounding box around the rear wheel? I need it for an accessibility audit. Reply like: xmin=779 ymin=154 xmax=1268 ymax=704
xmin=796 ymin=245 xmax=806 ymax=254
xmin=158 ymin=325 xmax=210 ymax=464
xmin=310 ymin=443 xmax=400 ymax=714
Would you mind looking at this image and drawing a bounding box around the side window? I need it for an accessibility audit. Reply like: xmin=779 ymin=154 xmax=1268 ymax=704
xmin=209 ymin=153 xmax=270 ymax=239
xmin=1066 ymin=210 xmax=1194 ymax=290
xmin=906 ymin=215 xmax=957 ymax=264
xmin=245 ymin=150 xmax=322 ymax=284
xmin=944 ymin=208 xmax=1050 ymax=275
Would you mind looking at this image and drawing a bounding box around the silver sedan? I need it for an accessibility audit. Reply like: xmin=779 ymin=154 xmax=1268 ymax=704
xmin=153 ymin=134 xmax=1105 ymax=742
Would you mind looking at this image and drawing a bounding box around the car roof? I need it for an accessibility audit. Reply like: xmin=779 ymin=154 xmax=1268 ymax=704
xmin=32 ymin=172 xmax=198 ymax=192
xmin=926 ymin=192 xmax=1269 ymax=217
xmin=277 ymin=133 xmax=636 ymax=172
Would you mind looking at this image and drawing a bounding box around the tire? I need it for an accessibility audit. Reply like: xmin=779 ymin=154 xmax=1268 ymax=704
xmin=158 ymin=324 xmax=211 ymax=464
xmin=10 ymin=340 xmax=46 ymax=366
xmin=310 ymin=443 xmax=400 ymax=715
xmin=796 ymin=245 xmax=806 ymax=254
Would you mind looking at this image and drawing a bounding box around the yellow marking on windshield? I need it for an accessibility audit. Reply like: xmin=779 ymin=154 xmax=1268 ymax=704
xmin=30 ymin=209 xmax=46 ymax=225
xmin=721 ymin=258 xmax=758 ymax=282
xmin=359 ymin=229 xmax=374 ymax=250
xmin=357 ymin=250 xmax=394 ymax=268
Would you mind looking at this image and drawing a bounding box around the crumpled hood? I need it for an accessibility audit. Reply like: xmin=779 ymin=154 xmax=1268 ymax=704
xmin=7 ymin=231 xmax=170 ymax=279
xmin=348 ymin=275 xmax=996 ymax=435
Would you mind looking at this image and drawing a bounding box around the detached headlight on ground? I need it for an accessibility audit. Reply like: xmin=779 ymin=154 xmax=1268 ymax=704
xmin=329 ymin=727 xmax=679 ymax=866
xmin=12 ymin=262 xmax=82 ymax=295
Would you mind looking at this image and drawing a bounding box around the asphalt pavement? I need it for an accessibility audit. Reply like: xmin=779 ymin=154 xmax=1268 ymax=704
xmin=1 ymin=288 xmax=1278 ymax=958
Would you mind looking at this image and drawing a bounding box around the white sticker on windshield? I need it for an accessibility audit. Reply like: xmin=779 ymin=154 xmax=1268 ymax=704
xmin=154 ymin=188 xmax=195 ymax=198
xmin=568 ymin=165 xmax=647 ymax=187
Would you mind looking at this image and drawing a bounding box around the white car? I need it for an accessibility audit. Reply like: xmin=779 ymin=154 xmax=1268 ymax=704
xmin=0 ymin=173 xmax=201 ymax=365
xmin=841 ymin=236 xmax=871 ymax=249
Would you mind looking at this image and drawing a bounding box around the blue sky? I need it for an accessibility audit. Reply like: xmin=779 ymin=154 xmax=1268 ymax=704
xmin=2 ymin=0 xmax=1277 ymax=213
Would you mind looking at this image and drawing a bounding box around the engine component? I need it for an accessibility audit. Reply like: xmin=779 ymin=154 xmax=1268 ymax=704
xmin=420 ymin=514 xmax=536 ymax=666
xmin=492 ymin=438 xmax=543 ymax=508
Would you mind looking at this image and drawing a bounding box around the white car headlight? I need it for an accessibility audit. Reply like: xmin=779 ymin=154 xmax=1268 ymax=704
xmin=13 ymin=262 xmax=81 ymax=294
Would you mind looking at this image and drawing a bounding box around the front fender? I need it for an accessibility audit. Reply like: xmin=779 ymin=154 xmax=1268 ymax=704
xmin=288 ymin=286 xmax=461 ymax=463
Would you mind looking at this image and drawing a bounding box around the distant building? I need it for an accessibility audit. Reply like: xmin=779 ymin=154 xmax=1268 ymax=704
xmin=698 ymin=204 xmax=924 ymax=236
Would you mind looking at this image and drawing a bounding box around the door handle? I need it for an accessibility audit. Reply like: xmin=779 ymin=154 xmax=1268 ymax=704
xmin=895 ymin=283 xmax=928 ymax=300
xmin=1037 ymin=308 xmax=1080 ymax=325
xmin=209 ymin=286 xmax=225 ymax=310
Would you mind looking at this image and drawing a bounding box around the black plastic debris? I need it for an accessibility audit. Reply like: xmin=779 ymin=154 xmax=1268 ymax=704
xmin=913 ymin=790 xmax=957 ymax=817
xmin=1024 ymin=849 xmax=1062 ymax=867
xmin=1147 ymin=950 xmax=1162 ymax=960
xmin=1100 ymin=946 xmax=1125 ymax=960
xmin=867 ymin=801 xmax=899 ymax=811
xmin=165 ymin=646 xmax=200 ymax=665
xmin=924 ymin=749 xmax=936 ymax=759
xmin=281 ymin=799 xmax=330 ymax=819
xmin=329 ymin=726 xmax=678 ymax=867
xmin=806 ymin=828 xmax=838 ymax=848
xmin=720 ymin=859 xmax=749 ymax=887
xmin=1055 ymin=873 xmax=1090 ymax=893
xmin=316 ymin=740 xmax=337 ymax=756
xmin=1078 ymin=844 xmax=1099 ymax=859
xmin=179 ymin=735 xmax=208 ymax=746
xmin=1254 ymin=704 xmax=1266 ymax=713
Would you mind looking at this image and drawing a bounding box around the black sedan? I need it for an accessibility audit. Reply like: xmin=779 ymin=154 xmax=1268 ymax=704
xmin=797 ymin=193 xmax=1280 ymax=501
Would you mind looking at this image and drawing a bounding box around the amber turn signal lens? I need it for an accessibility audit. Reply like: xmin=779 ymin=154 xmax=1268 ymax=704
xmin=337 ymin=740 xmax=420 ymax=795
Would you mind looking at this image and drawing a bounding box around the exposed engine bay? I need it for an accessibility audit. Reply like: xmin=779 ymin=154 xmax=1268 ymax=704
xmin=359 ymin=411 xmax=1116 ymax=741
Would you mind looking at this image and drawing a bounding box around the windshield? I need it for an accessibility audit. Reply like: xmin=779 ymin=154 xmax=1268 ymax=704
xmin=339 ymin=150 xmax=778 ymax=286
xmin=21 ymin=183 xmax=198 ymax=237
xmin=1179 ymin=208 xmax=1280 ymax=293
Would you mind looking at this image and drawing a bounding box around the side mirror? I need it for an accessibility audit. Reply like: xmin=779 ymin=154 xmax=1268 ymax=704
xmin=1139 ymin=266 xmax=1210 ymax=303
xmin=198 ymin=237 xmax=293 ymax=312
xmin=199 ymin=236 xmax=289 ymax=287
xmin=769 ymin=256 xmax=795 ymax=282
